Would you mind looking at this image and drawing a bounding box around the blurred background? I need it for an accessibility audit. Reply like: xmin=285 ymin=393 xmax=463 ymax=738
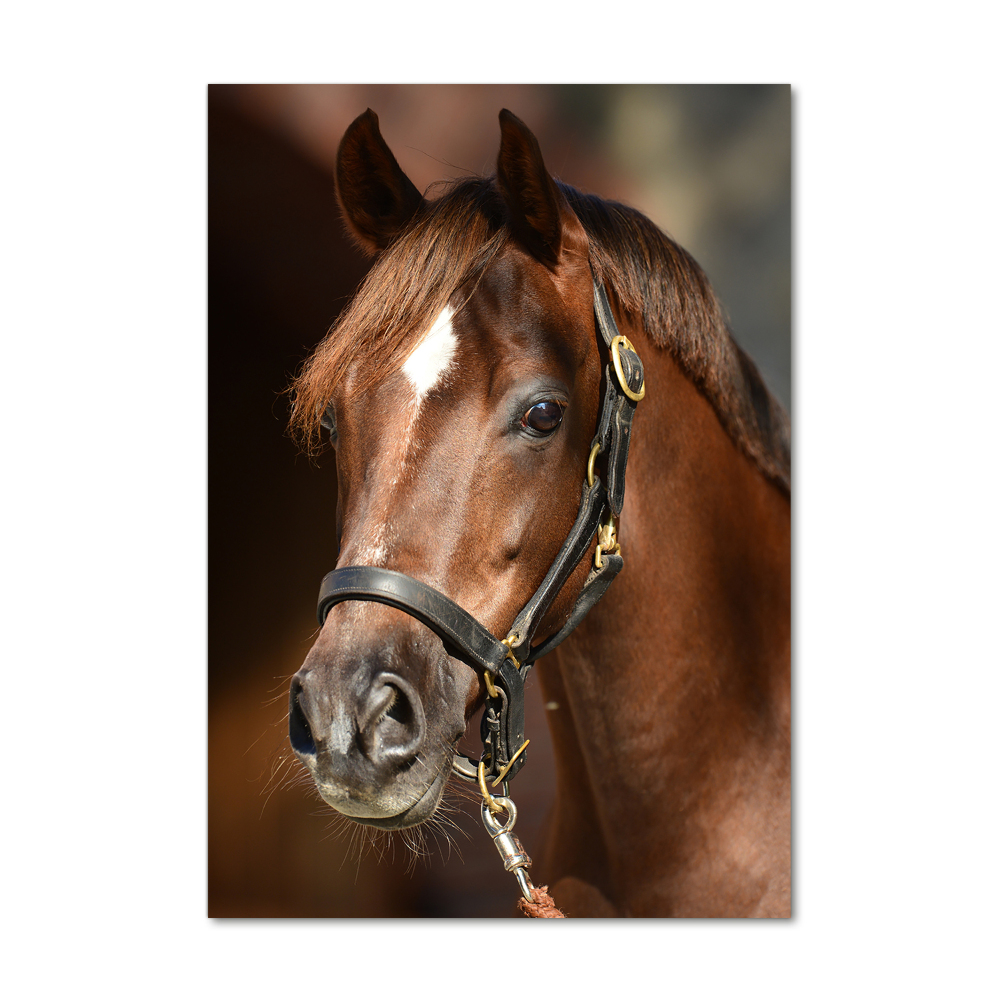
xmin=208 ymin=84 xmax=790 ymax=918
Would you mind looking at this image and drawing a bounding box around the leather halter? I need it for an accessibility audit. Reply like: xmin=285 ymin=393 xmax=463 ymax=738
xmin=315 ymin=280 xmax=645 ymax=784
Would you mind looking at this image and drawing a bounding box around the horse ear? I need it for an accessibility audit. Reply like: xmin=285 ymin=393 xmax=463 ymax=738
xmin=496 ymin=109 xmax=586 ymax=269
xmin=335 ymin=109 xmax=425 ymax=256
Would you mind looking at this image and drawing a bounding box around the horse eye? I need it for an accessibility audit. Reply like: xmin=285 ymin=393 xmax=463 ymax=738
xmin=320 ymin=406 xmax=338 ymax=442
xmin=522 ymin=400 xmax=564 ymax=434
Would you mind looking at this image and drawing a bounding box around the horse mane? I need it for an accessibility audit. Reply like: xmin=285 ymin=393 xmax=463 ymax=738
xmin=289 ymin=176 xmax=790 ymax=494
xmin=561 ymin=186 xmax=790 ymax=494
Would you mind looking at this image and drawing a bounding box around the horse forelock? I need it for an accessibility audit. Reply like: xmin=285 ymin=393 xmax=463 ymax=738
xmin=288 ymin=175 xmax=789 ymax=494
xmin=288 ymin=177 xmax=508 ymax=454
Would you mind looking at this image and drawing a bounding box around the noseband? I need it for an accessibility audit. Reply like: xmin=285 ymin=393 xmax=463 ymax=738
xmin=315 ymin=280 xmax=645 ymax=786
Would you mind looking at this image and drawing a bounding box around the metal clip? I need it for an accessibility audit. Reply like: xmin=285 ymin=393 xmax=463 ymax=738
xmin=480 ymin=795 xmax=535 ymax=903
xmin=594 ymin=512 xmax=620 ymax=569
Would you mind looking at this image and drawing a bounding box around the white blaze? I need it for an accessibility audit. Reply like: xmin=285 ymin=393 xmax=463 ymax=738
xmin=354 ymin=305 xmax=456 ymax=567
xmin=402 ymin=305 xmax=457 ymax=399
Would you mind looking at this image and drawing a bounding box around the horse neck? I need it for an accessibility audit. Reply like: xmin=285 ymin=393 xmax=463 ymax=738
xmin=537 ymin=337 xmax=791 ymax=908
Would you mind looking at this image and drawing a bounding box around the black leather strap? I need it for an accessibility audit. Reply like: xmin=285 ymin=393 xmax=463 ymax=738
xmin=593 ymin=282 xmax=643 ymax=515
xmin=524 ymin=552 xmax=624 ymax=663
xmin=504 ymin=283 xmax=643 ymax=662
xmin=317 ymin=566 xmax=508 ymax=674
xmin=504 ymin=477 xmax=608 ymax=664
xmin=593 ymin=281 xmax=619 ymax=349
xmin=596 ymin=361 xmax=638 ymax=515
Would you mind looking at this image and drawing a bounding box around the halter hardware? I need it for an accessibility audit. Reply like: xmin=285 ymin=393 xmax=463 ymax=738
xmin=483 ymin=670 xmax=501 ymax=699
xmin=594 ymin=512 xmax=620 ymax=569
xmin=479 ymin=794 xmax=535 ymax=903
xmin=492 ymin=738 xmax=530 ymax=785
xmin=611 ymin=334 xmax=646 ymax=401
xmin=587 ymin=440 xmax=602 ymax=488
xmin=500 ymin=635 xmax=521 ymax=670
xmin=314 ymin=279 xmax=645 ymax=787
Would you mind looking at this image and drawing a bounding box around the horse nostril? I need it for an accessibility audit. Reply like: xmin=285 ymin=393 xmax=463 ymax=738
xmin=289 ymin=676 xmax=317 ymax=757
xmin=385 ymin=686 xmax=413 ymax=727
xmin=357 ymin=674 xmax=425 ymax=763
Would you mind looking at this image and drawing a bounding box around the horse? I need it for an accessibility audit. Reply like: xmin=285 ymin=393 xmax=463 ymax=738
xmin=286 ymin=108 xmax=791 ymax=917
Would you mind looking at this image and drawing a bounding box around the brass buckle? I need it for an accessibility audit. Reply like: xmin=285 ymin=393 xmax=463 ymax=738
xmin=594 ymin=513 xmax=620 ymax=569
xmin=500 ymin=635 xmax=521 ymax=670
xmin=483 ymin=634 xmax=521 ymax=700
xmin=610 ymin=335 xmax=645 ymax=402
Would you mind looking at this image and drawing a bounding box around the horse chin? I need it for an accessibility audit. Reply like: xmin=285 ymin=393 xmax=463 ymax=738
xmin=316 ymin=763 xmax=450 ymax=831
xmin=353 ymin=771 xmax=450 ymax=830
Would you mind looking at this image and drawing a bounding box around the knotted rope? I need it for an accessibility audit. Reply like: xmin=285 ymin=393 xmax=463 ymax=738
xmin=518 ymin=884 xmax=565 ymax=918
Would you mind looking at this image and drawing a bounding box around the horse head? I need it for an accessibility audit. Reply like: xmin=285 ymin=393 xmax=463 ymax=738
xmin=288 ymin=110 xmax=604 ymax=829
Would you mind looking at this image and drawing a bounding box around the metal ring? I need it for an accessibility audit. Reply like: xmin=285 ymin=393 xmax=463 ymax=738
xmin=483 ymin=670 xmax=500 ymax=699
xmin=451 ymin=753 xmax=480 ymax=782
xmin=478 ymin=761 xmax=504 ymax=814
xmin=587 ymin=440 xmax=602 ymax=488
xmin=611 ymin=335 xmax=645 ymax=402
xmin=480 ymin=792 xmax=516 ymax=831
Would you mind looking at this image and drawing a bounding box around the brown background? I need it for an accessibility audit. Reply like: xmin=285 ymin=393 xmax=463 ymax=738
xmin=208 ymin=84 xmax=791 ymax=917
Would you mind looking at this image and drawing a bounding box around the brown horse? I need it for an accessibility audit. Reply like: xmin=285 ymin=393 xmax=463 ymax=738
xmin=287 ymin=109 xmax=790 ymax=917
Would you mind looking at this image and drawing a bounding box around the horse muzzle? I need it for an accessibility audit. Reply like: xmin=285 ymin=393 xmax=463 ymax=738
xmin=288 ymin=606 xmax=471 ymax=828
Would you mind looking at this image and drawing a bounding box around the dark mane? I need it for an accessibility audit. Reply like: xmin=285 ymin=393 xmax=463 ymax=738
xmin=289 ymin=177 xmax=790 ymax=493
xmin=561 ymin=185 xmax=790 ymax=493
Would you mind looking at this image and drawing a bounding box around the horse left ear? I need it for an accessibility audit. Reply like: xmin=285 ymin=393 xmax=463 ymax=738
xmin=335 ymin=109 xmax=426 ymax=256
xmin=496 ymin=109 xmax=587 ymax=269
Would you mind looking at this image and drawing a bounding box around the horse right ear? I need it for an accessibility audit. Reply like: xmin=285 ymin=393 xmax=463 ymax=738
xmin=496 ymin=109 xmax=587 ymax=270
xmin=335 ymin=109 xmax=425 ymax=256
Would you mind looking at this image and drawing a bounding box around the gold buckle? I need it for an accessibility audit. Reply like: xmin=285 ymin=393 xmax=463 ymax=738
xmin=610 ymin=335 xmax=645 ymax=402
xmin=501 ymin=635 xmax=521 ymax=670
xmin=483 ymin=635 xmax=521 ymax=700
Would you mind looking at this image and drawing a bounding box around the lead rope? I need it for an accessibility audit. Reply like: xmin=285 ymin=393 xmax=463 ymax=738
xmin=476 ymin=762 xmax=565 ymax=917
xmin=518 ymin=885 xmax=565 ymax=918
